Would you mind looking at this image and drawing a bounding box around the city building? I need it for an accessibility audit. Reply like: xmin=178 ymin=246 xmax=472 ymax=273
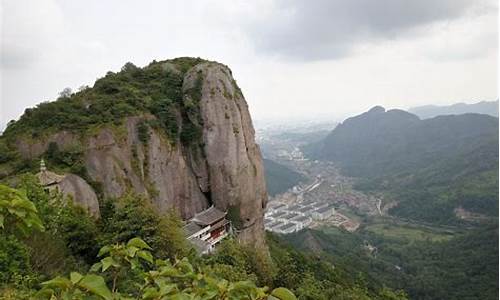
xmin=300 ymin=200 xmax=317 ymax=207
xmin=274 ymin=223 xmax=298 ymax=234
xmin=266 ymin=202 xmax=288 ymax=215
xmin=280 ymin=213 xmax=299 ymax=223
xmin=312 ymin=202 xmax=329 ymax=210
xmin=296 ymin=206 xmax=316 ymax=216
xmin=270 ymin=211 xmax=288 ymax=219
xmin=312 ymin=205 xmax=335 ymax=220
xmin=267 ymin=220 xmax=285 ymax=232
xmin=291 ymin=215 xmax=312 ymax=229
xmin=285 ymin=204 xmax=302 ymax=212
xmin=264 ymin=218 xmax=275 ymax=227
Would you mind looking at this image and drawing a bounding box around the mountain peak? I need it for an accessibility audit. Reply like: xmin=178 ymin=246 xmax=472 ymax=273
xmin=368 ymin=106 xmax=385 ymax=114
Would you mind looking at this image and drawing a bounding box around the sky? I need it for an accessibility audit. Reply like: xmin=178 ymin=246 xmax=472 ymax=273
xmin=1 ymin=0 xmax=498 ymax=129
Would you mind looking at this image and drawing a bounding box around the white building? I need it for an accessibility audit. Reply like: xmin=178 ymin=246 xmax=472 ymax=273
xmin=279 ymin=213 xmax=299 ymax=224
xmin=291 ymin=215 xmax=312 ymax=229
xmin=296 ymin=206 xmax=316 ymax=216
xmin=267 ymin=220 xmax=285 ymax=232
xmin=312 ymin=202 xmax=329 ymax=210
xmin=274 ymin=222 xmax=298 ymax=234
xmin=266 ymin=202 xmax=288 ymax=215
xmin=285 ymin=204 xmax=302 ymax=213
xmin=312 ymin=206 xmax=335 ymax=220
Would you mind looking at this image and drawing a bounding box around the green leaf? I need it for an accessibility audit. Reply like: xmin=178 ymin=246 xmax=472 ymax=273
xmin=7 ymin=207 xmax=27 ymax=218
xmin=11 ymin=197 xmax=37 ymax=212
xmin=130 ymin=258 xmax=141 ymax=270
xmin=200 ymin=289 xmax=218 ymax=300
xmin=101 ymin=256 xmax=118 ymax=272
xmin=90 ymin=262 xmax=103 ymax=273
xmin=0 ymin=214 xmax=4 ymax=228
xmin=169 ymin=293 xmax=192 ymax=300
xmin=41 ymin=276 xmax=72 ymax=290
xmin=157 ymin=283 xmax=176 ymax=295
xmin=176 ymin=257 xmax=194 ymax=274
xmin=127 ymin=237 xmax=152 ymax=250
xmin=70 ymin=272 xmax=83 ymax=284
xmin=97 ymin=245 xmax=111 ymax=257
xmin=137 ymin=250 xmax=154 ymax=263
xmin=35 ymin=287 xmax=56 ymax=299
xmin=217 ymin=279 xmax=228 ymax=292
xmin=127 ymin=245 xmax=139 ymax=257
xmin=270 ymin=288 xmax=297 ymax=300
xmin=142 ymin=287 xmax=161 ymax=299
xmin=78 ymin=274 xmax=112 ymax=300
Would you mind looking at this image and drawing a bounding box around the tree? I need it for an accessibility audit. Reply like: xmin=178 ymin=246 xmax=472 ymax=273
xmin=58 ymin=88 xmax=72 ymax=99
xmin=77 ymin=85 xmax=89 ymax=92
xmin=0 ymin=184 xmax=44 ymax=235
xmin=0 ymin=184 xmax=44 ymax=285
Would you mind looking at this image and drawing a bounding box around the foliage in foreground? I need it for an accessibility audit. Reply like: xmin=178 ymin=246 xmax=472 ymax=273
xmin=37 ymin=237 xmax=296 ymax=300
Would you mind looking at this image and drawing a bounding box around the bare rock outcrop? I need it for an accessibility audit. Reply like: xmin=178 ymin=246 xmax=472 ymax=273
xmin=58 ymin=174 xmax=100 ymax=217
xmin=184 ymin=63 xmax=267 ymax=246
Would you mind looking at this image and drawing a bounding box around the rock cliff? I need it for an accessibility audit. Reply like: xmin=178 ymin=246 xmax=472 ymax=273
xmin=1 ymin=58 xmax=268 ymax=247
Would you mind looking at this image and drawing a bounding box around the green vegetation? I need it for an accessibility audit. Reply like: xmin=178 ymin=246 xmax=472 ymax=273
xmin=136 ymin=121 xmax=150 ymax=145
xmin=307 ymin=107 xmax=499 ymax=224
xmin=37 ymin=237 xmax=295 ymax=300
xmin=227 ymin=204 xmax=243 ymax=230
xmin=362 ymin=219 xmax=455 ymax=242
xmin=0 ymin=184 xmax=44 ymax=235
xmin=263 ymin=159 xmax=305 ymax=196
xmin=180 ymin=70 xmax=204 ymax=146
xmin=285 ymin=223 xmax=498 ymax=300
xmin=43 ymin=142 xmax=88 ymax=179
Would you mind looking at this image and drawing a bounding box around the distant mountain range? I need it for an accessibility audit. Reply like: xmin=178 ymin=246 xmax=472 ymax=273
xmin=306 ymin=106 xmax=499 ymax=224
xmin=409 ymin=100 xmax=498 ymax=119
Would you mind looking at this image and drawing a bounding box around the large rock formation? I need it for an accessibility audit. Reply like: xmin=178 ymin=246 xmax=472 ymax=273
xmin=186 ymin=63 xmax=267 ymax=245
xmin=8 ymin=60 xmax=268 ymax=247
xmin=58 ymin=174 xmax=100 ymax=217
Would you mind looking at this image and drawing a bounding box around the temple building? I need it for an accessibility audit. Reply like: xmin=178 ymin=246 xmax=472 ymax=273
xmin=36 ymin=159 xmax=65 ymax=192
xmin=183 ymin=206 xmax=231 ymax=254
xmin=36 ymin=159 xmax=100 ymax=217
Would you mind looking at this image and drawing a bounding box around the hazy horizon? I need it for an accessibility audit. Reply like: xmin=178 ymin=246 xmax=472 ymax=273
xmin=1 ymin=0 xmax=498 ymax=129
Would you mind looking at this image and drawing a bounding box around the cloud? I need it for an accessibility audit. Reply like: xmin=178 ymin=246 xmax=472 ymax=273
xmin=1 ymin=0 xmax=65 ymax=69
xmin=245 ymin=0 xmax=497 ymax=61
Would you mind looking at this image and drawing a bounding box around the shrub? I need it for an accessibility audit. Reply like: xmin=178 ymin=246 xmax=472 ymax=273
xmin=0 ymin=235 xmax=29 ymax=284
xmin=136 ymin=121 xmax=150 ymax=145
